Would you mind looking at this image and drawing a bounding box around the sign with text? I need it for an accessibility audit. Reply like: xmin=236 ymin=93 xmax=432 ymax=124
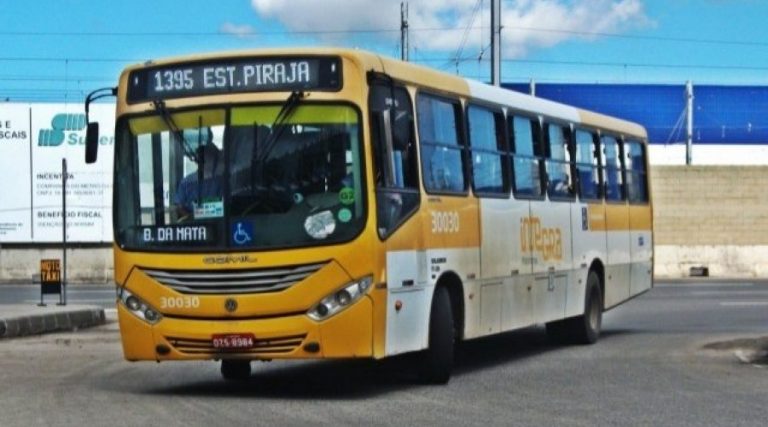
xmin=0 ymin=103 xmax=115 ymax=243
xmin=0 ymin=105 xmax=32 ymax=241
xmin=40 ymin=259 xmax=62 ymax=294
xmin=127 ymin=56 xmax=341 ymax=103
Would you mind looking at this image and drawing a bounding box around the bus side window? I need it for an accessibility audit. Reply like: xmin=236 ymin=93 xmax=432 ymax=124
xmin=467 ymin=104 xmax=507 ymax=196
xmin=601 ymin=135 xmax=625 ymax=202
xmin=509 ymin=115 xmax=543 ymax=198
xmin=417 ymin=93 xmax=466 ymax=194
xmin=545 ymin=122 xmax=574 ymax=200
xmin=574 ymin=129 xmax=601 ymax=201
xmin=369 ymin=82 xmax=420 ymax=238
xmin=624 ymin=139 xmax=648 ymax=203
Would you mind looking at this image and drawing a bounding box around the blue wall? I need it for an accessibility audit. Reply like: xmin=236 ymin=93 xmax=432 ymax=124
xmin=502 ymin=83 xmax=768 ymax=145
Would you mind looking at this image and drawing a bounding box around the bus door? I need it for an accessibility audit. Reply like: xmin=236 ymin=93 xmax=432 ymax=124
xmin=529 ymin=122 xmax=574 ymax=323
xmin=507 ymin=114 xmax=544 ymax=330
xmin=370 ymin=82 xmax=428 ymax=356
xmin=601 ymin=135 xmax=631 ymax=308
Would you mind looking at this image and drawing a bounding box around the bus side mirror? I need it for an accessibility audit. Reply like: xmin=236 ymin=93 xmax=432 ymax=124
xmin=83 ymin=86 xmax=118 ymax=165
xmin=85 ymin=122 xmax=99 ymax=164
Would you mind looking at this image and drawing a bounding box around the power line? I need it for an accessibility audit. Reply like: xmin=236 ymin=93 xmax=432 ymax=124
xmin=414 ymin=57 xmax=768 ymax=72
xmin=2 ymin=26 xmax=768 ymax=48
xmin=0 ymin=29 xmax=419 ymax=37
xmin=0 ymin=57 xmax=140 ymax=63
xmin=0 ymin=56 xmax=765 ymax=77
xmin=502 ymin=25 xmax=768 ymax=48
xmin=0 ymin=75 xmax=113 ymax=82
xmin=500 ymin=58 xmax=768 ymax=71
xmin=453 ymin=0 xmax=484 ymax=69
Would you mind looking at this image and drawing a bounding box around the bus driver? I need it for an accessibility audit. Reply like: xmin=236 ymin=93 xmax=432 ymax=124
xmin=174 ymin=143 xmax=223 ymax=220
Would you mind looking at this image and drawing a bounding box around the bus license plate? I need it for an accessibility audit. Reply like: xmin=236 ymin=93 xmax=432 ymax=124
xmin=212 ymin=333 xmax=255 ymax=349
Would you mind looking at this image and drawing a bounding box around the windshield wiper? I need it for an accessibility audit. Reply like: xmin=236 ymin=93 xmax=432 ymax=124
xmin=257 ymin=91 xmax=305 ymax=163
xmin=153 ymin=99 xmax=197 ymax=161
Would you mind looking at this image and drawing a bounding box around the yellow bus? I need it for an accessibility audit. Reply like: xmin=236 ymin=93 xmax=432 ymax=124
xmin=84 ymin=48 xmax=653 ymax=383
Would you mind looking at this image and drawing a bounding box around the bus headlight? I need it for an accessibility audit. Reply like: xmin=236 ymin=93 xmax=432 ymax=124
xmin=308 ymin=276 xmax=373 ymax=321
xmin=119 ymin=288 xmax=162 ymax=325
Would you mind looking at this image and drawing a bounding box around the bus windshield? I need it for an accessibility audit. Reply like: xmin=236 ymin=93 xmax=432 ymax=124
xmin=114 ymin=103 xmax=365 ymax=251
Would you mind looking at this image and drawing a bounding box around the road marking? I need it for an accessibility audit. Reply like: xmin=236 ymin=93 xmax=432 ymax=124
xmin=656 ymin=282 xmax=755 ymax=288
xmin=692 ymin=291 xmax=768 ymax=296
xmin=720 ymin=301 xmax=768 ymax=306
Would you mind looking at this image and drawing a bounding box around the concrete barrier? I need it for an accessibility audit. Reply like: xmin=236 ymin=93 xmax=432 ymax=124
xmin=0 ymin=305 xmax=106 ymax=339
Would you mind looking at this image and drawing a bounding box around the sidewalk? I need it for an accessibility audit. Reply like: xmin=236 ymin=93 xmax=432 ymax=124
xmin=0 ymin=304 xmax=106 ymax=339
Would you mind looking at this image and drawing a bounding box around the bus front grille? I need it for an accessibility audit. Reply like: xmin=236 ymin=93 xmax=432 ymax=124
xmin=165 ymin=333 xmax=307 ymax=355
xmin=142 ymin=262 xmax=327 ymax=294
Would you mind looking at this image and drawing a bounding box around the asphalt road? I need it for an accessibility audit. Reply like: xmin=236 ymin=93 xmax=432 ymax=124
xmin=0 ymin=281 xmax=766 ymax=426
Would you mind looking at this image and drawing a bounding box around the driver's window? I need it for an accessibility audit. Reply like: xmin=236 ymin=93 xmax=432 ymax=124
xmin=369 ymin=82 xmax=419 ymax=238
xmin=129 ymin=109 xmax=226 ymax=225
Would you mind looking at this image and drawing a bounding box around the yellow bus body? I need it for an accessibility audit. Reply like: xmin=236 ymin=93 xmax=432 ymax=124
xmin=109 ymin=48 xmax=653 ymax=367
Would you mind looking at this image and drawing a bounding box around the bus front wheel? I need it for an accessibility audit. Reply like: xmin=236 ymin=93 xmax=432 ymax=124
xmin=221 ymin=359 xmax=251 ymax=380
xmin=417 ymin=286 xmax=455 ymax=384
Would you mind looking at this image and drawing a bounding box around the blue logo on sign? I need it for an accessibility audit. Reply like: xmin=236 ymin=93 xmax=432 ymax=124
xmin=638 ymin=236 xmax=645 ymax=247
xmin=38 ymin=113 xmax=87 ymax=147
xmin=231 ymin=221 xmax=253 ymax=246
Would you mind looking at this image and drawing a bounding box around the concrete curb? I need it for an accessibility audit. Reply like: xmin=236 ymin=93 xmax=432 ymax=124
xmin=0 ymin=306 xmax=106 ymax=339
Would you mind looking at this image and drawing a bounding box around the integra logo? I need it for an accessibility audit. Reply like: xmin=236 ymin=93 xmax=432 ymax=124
xmin=38 ymin=113 xmax=86 ymax=147
xmin=202 ymin=255 xmax=258 ymax=265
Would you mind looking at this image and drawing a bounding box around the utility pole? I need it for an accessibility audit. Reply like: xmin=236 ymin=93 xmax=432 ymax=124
xmin=61 ymin=158 xmax=68 ymax=305
xmin=491 ymin=0 xmax=501 ymax=86
xmin=401 ymin=2 xmax=409 ymax=61
xmin=685 ymin=80 xmax=694 ymax=165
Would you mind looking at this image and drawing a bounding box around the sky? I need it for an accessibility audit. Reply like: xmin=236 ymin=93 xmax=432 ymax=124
xmin=2 ymin=0 xmax=768 ymax=102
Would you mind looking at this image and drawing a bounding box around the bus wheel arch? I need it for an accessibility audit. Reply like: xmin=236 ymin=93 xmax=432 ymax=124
xmin=416 ymin=272 xmax=464 ymax=384
xmin=547 ymin=260 xmax=604 ymax=345
xmin=435 ymin=271 xmax=465 ymax=341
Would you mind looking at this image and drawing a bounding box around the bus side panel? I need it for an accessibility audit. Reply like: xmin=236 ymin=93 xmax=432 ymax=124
xmin=604 ymin=203 xmax=632 ymax=309
xmin=629 ymin=205 xmax=653 ymax=296
xmin=478 ymin=198 xmax=534 ymax=334
xmin=529 ymin=199 xmax=572 ymax=324
xmin=384 ymin=250 xmax=431 ymax=356
xmin=422 ymin=196 xmax=480 ymax=341
xmin=567 ymin=202 xmax=605 ymax=318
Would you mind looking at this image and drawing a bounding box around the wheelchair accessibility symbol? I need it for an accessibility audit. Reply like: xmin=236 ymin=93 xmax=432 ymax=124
xmin=231 ymin=221 xmax=253 ymax=246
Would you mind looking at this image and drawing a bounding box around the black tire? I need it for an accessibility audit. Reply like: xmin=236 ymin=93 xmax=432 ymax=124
xmin=221 ymin=359 xmax=251 ymax=381
xmin=576 ymin=270 xmax=603 ymax=344
xmin=417 ymin=286 xmax=455 ymax=384
xmin=546 ymin=270 xmax=603 ymax=345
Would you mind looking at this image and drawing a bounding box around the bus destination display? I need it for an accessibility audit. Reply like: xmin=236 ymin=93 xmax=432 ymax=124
xmin=128 ymin=56 xmax=341 ymax=102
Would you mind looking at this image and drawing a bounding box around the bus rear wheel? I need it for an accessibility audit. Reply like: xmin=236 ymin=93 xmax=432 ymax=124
xmin=546 ymin=271 xmax=603 ymax=345
xmin=221 ymin=359 xmax=251 ymax=380
xmin=417 ymin=286 xmax=455 ymax=384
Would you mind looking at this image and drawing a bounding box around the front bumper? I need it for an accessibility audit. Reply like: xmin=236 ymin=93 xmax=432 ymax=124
xmin=118 ymin=295 xmax=373 ymax=361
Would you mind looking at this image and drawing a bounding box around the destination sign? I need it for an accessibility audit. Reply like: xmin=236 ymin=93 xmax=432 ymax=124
xmin=127 ymin=56 xmax=342 ymax=103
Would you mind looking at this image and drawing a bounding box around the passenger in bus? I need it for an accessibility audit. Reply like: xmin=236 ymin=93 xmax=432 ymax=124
xmin=174 ymin=143 xmax=224 ymax=220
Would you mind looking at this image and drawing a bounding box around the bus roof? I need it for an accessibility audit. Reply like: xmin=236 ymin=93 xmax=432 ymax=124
xmin=122 ymin=47 xmax=647 ymax=141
